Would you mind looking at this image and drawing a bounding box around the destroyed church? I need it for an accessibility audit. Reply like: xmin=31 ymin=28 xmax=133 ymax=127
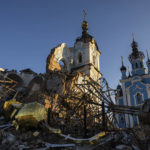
xmin=0 ymin=18 xmax=105 ymax=137
xmin=1 ymin=15 xmax=150 ymax=130
xmin=1 ymin=15 xmax=150 ymax=150
xmin=46 ymin=20 xmax=101 ymax=81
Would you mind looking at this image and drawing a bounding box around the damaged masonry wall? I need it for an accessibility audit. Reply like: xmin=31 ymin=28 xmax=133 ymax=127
xmin=46 ymin=40 xmax=101 ymax=82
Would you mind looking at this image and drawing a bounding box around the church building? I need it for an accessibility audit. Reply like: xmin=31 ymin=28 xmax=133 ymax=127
xmin=115 ymin=38 xmax=150 ymax=128
xmin=46 ymin=18 xmax=102 ymax=82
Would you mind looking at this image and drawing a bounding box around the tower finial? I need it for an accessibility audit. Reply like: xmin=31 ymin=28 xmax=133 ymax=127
xmin=120 ymin=56 xmax=126 ymax=72
xmin=146 ymin=49 xmax=150 ymax=60
xmin=83 ymin=9 xmax=87 ymax=21
xmin=82 ymin=10 xmax=88 ymax=32
xmin=121 ymin=56 xmax=124 ymax=66
xmin=128 ymin=66 xmax=131 ymax=77
xmin=132 ymin=33 xmax=135 ymax=41
xmin=131 ymin=33 xmax=139 ymax=54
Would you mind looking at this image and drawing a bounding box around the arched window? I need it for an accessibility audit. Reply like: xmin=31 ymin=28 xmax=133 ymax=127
xmin=120 ymin=114 xmax=125 ymax=123
xmin=78 ymin=53 xmax=82 ymax=63
xmin=120 ymin=116 xmax=124 ymax=123
xmin=59 ymin=59 xmax=66 ymax=69
xmin=137 ymin=93 xmax=142 ymax=104
xmin=136 ymin=63 xmax=138 ymax=68
xmin=140 ymin=62 xmax=143 ymax=68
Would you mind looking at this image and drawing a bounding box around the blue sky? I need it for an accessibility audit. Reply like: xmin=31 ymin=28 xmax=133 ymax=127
xmin=1 ymin=0 xmax=150 ymax=89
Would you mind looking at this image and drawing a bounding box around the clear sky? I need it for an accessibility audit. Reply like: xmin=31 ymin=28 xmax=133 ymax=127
xmin=1 ymin=0 xmax=150 ymax=89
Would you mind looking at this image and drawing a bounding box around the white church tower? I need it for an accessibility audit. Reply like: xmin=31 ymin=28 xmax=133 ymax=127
xmin=71 ymin=17 xmax=102 ymax=81
xmin=46 ymin=14 xmax=102 ymax=82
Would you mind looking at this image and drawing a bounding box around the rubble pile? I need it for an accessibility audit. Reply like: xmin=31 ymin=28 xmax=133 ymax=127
xmin=0 ymin=113 xmax=150 ymax=150
xmin=0 ymin=118 xmax=74 ymax=150
xmin=0 ymin=100 xmax=75 ymax=150
xmin=0 ymin=61 xmax=150 ymax=149
xmin=97 ymin=128 xmax=150 ymax=150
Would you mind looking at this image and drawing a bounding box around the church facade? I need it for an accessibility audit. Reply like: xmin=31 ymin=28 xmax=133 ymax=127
xmin=115 ymin=38 xmax=150 ymax=128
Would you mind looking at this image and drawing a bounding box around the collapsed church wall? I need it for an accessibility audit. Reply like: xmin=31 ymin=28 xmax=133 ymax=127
xmin=46 ymin=43 xmax=72 ymax=72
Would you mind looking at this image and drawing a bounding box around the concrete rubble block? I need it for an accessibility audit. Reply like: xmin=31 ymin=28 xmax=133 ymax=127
xmin=6 ymin=133 xmax=16 ymax=143
xmin=121 ymin=131 xmax=131 ymax=144
xmin=28 ymin=75 xmax=44 ymax=95
xmin=0 ymin=129 xmax=6 ymax=144
xmin=33 ymin=131 xmax=39 ymax=137
xmin=46 ymin=75 xmax=65 ymax=95
xmin=15 ymin=102 xmax=47 ymax=129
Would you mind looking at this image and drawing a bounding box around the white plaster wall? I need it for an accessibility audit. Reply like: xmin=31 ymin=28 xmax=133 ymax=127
xmin=121 ymin=81 xmax=133 ymax=128
xmin=53 ymin=43 xmax=71 ymax=72
xmin=122 ymin=82 xmax=130 ymax=127
xmin=89 ymin=42 xmax=100 ymax=70
xmin=90 ymin=66 xmax=101 ymax=81
xmin=73 ymin=42 xmax=90 ymax=67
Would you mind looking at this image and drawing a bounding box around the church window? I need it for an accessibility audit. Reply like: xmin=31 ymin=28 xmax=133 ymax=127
xmin=59 ymin=59 xmax=66 ymax=69
xmin=136 ymin=93 xmax=142 ymax=104
xmin=119 ymin=99 xmax=123 ymax=105
xmin=133 ymin=115 xmax=138 ymax=126
xmin=136 ymin=63 xmax=138 ymax=68
xmin=78 ymin=53 xmax=82 ymax=63
xmin=120 ymin=114 xmax=124 ymax=123
xmin=140 ymin=62 xmax=143 ymax=68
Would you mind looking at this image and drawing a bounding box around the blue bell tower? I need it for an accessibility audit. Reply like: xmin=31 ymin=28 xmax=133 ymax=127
xmin=128 ymin=38 xmax=146 ymax=76
xmin=116 ymin=35 xmax=150 ymax=128
xmin=120 ymin=56 xmax=127 ymax=79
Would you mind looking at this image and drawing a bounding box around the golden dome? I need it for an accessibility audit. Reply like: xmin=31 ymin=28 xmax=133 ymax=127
xmin=82 ymin=21 xmax=88 ymax=31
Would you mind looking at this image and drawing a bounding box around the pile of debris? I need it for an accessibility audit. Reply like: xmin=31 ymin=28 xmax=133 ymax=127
xmin=0 ymin=68 xmax=104 ymax=137
xmin=0 ymin=111 xmax=150 ymax=150
xmin=0 ymin=66 xmax=150 ymax=149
